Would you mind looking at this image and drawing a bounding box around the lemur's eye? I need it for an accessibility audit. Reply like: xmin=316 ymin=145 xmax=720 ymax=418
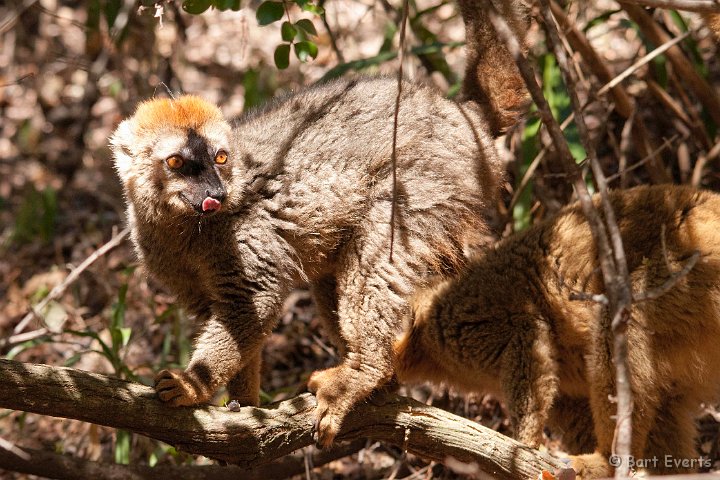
xmin=166 ymin=155 xmax=185 ymax=170
xmin=215 ymin=150 xmax=228 ymax=165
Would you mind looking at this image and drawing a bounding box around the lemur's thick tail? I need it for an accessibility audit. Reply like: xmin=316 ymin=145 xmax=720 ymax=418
xmin=394 ymin=324 xmax=426 ymax=382
xmin=393 ymin=287 xmax=448 ymax=385
xmin=459 ymin=0 xmax=531 ymax=136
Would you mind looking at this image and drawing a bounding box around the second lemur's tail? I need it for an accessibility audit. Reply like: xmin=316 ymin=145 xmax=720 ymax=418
xmin=459 ymin=0 xmax=531 ymax=136
xmin=393 ymin=282 xmax=450 ymax=386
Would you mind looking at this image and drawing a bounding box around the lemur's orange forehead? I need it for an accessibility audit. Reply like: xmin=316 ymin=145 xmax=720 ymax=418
xmin=132 ymin=95 xmax=225 ymax=131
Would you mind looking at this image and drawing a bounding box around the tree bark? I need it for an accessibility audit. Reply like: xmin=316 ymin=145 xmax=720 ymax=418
xmin=0 ymin=359 xmax=567 ymax=479
xmin=0 ymin=440 xmax=367 ymax=480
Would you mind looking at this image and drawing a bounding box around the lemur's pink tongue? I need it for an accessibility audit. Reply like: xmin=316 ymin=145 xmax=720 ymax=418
xmin=202 ymin=197 xmax=222 ymax=212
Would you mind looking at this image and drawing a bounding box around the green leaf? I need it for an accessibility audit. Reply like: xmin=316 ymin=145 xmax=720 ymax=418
xmin=119 ymin=327 xmax=132 ymax=347
xmin=293 ymin=40 xmax=318 ymax=62
xmin=300 ymin=2 xmax=323 ymax=15
xmin=256 ymin=1 xmax=284 ymax=25
xmin=182 ymin=0 xmax=212 ymax=14
xmin=6 ymin=339 xmax=48 ymax=361
xmin=583 ymin=9 xmax=621 ymax=33
xmin=322 ymin=51 xmax=397 ymax=80
xmin=64 ymin=352 xmax=86 ymax=368
xmin=274 ymin=44 xmax=291 ymax=69
xmin=281 ymin=21 xmax=297 ymax=41
xmin=115 ymin=430 xmax=131 ymax=465
xmin=295 ymin=18 xmax=317 ymax=36
xmin=259 ymin=389 xmax=273 ymax=404
xmin=212 ymin=0 xmax=241 ymax=10
xmin=378 ymin=21 xmax=398 ymax=53
xmin=103 ymin=0 xmax=122 ymax=28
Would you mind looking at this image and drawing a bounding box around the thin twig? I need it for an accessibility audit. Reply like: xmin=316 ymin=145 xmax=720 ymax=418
xmin=1 ymin=328 xmax=50 ymax=349
xmin=0 ymin=437 xmax=30 ymax=462
xmin=13 ymin=226 xmax=130 ymax=335
xmin=389 ymin=0 xmax=409 ymax=262
xmin=617 ymin=0 xmax=720 ymax=12
xmin=318 ymin=0 xmax=345 ymax=63
xmin=632 ymin=224 xmax=701 ymax=301
xmin=549 ymin=1 xmax=634 ymax=118
xmin=617 ymin=109 xmax=636 ymax=188
xmin=508 ymin=114 xmax=576 ymax=211
xmin=538 ymin=2 xmax=635 ymax=476
xmin=568 ymin=291 xmax=610 ymax=304
xmin=634 ymin=252 xmax=700 ymax=301
xmin=605 ymin=135 xmax=679 ymax=182
xmin=622 ymin=3 xmax=720 ymax=126
xmin=691 ymin=140 xmax=720 ymax=186
xmin=0 ymin=0 xmax=39 ymax=34
xmin=597 ymin=31 xmax=690 ymax=96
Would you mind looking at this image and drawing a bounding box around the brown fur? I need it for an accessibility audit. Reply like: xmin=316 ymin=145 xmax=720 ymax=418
xmin=460 ymin=0 xmax=530 ymax=135
xmin=109 ymin=0 xmax=531 ymax=447
xmin=395 ymin=185 xmax=720 ymax=476
xmin=704 ymin=13 xmax=720 ymax=39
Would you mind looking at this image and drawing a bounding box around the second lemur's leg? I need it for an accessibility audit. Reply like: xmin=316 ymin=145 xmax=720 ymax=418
xmin=548 ymin=396 xmax=597 ymax=454
xmin=645 ymin=394 xmax=700 ymax=475
xmin=307 ymin=233 xmax=410 ymax=447
xmin=501 ymin=319 xmax=559 ymax=447
xmin=571 ymin=319 xmax=663 ymax=479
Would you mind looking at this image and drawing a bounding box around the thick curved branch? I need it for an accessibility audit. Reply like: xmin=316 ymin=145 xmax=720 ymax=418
xmin=0 ymin=359 xmax=566 ymax=479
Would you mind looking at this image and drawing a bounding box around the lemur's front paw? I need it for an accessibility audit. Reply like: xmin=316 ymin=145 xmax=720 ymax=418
xmin=307 ymin=366 xmax=351 ymax=448
xmin=154 ymin=369 xmax=209 ymax=406
xmin=312 ymin=401 xmax=344 ymax=448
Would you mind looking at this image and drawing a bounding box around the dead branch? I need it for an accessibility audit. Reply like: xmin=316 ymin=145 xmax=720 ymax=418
xmin=10 ymin=226 xmax=130 ymax=338
xmin=389 ymin=0 xmax=410 ymax=262
xmin=0 ymin=440 xmax=366 ymax=480
xmin=621 ymin=3 xmax=720 ymax=126
xmin=539 ymin=3 xmax=636 ymax=476
xmin=616 ymin=0 xmax=720 ymax=13
xmin=691 ymin=139 xmax=720 ymax=186
xmin=549 ymin=1 xmax=633 ymax=118
xmin=597 ymin=32 xmax=690 ymax=96
xmin=550 ymin=1 xmax=667 ymax=183
xmin=0 ymin=359 xmax=567 ymax=479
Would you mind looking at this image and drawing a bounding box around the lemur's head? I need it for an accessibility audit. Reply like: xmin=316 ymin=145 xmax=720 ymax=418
xmin=111 ymin=95 xmax=236 ymax=221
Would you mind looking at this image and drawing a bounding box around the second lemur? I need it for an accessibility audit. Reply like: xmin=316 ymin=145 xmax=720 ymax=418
xmin=396 ymin=185 xmax=720 ymax=477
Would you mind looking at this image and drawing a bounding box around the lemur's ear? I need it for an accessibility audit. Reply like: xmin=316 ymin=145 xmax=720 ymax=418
xmin=110 ymin=119 xmax=136 ymax=182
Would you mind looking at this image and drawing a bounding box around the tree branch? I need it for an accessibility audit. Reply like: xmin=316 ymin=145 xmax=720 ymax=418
xmin=617 ymin=0 xmax=720 ymax=13
xmin=621 ymin=2 xmax=720 ymax=127
xmin=0 ymin=359 xmax=567 ymax=479
xmin=0 ymin=440 xmax=366 ymax=480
